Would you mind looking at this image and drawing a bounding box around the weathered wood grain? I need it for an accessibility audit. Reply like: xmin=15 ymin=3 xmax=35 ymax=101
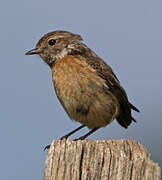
xmin=44 ymin=139 xmax=161 ymax=180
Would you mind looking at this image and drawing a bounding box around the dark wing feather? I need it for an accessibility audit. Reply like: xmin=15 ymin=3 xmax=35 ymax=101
xmin=75 ymin=44 xmax=139 ymax=128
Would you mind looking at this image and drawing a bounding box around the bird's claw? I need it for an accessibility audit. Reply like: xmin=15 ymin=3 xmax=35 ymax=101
xmin=44 ymin=144 xmax=51 ymax=151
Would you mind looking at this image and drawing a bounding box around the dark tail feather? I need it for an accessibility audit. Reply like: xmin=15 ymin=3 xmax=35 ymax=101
xmin=116 ymin=102 xmax=139 ymax=128
xmin=131 ymin=116 xmax=137 ymax=122
xmin=129 ymin=103 xmax=140 ymax=112
xmin=116 ymin=113 xmax=132 ymax=128
xmin=117 ymin=116 xmax=136 ymax=128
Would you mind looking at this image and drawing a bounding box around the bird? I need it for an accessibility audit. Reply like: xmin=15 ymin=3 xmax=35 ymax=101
xmin=25 ymin=30 xmax=139 ymax=142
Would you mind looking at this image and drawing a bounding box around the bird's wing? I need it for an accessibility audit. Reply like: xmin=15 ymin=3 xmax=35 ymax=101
xmin=75 ymin=46 xmax=139 ymax=128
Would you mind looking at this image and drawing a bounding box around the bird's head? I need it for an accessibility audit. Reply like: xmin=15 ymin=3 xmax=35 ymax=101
xmin=25 ymin=30 xmax=83 ymax=67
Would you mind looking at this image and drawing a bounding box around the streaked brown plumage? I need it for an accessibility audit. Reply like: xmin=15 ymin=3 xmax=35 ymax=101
xmin=25 ymin=30 xmax=139 ymax=141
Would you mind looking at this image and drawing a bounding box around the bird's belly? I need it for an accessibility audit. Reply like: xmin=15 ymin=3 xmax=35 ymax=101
xmin=52 ymin=55 xmax=119 ymax=129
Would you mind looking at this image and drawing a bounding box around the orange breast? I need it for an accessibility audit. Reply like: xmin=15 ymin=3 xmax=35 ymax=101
xmin=52 ymin=55 xmax=119 ymax=129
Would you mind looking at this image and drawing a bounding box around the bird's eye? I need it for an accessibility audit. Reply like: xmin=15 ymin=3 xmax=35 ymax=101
xmin=48 ymin=39 xmax=56 ymax=46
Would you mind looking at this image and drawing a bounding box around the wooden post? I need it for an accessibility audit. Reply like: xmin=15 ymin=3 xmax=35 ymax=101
xmin=44 ymin=139 xmax=161 ymax=180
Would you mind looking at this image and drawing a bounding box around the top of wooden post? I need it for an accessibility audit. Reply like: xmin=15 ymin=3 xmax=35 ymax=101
xmin=44 ymin=139 xmax=161 ymax=180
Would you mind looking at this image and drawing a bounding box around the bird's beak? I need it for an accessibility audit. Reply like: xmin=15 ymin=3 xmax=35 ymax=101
xmin=25 ymin=48 xmax=40 ymax=55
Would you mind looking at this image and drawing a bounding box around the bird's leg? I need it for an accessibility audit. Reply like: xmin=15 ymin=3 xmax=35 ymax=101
xmin=75 ymin=128 xmax=99 ymax=140
xmin=44 ymin=125 xmax=86 ymax=151
xmin=61 ymin=125 xmax=85 ymax=140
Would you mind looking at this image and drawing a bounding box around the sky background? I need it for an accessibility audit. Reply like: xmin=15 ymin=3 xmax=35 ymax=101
xmin=0 ymin=0 xmax=161 ymax=179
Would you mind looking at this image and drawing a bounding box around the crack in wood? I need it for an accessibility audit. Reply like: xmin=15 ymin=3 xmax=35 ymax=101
xmin=79 ymin=144 xmax=85 ymax=180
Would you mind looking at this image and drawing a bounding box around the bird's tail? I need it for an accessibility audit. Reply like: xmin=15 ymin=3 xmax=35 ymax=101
xmin=129 ymin=102 xmax=140 ymax=113
xmin=116 ymin=102 xmax=139 ymax=128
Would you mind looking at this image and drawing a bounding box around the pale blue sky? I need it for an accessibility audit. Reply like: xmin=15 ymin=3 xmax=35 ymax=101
xmin=0 ymin=0 xmax=161 ymax=179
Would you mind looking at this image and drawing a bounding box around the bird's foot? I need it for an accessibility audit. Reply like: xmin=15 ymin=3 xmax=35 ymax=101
xmin=60 ymin=135 xmax=69 ymax=140
xmin=74 ymin=136 xmax=86 ymax=141
xmin=44 ymin=144 xmax=51 ymax=151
